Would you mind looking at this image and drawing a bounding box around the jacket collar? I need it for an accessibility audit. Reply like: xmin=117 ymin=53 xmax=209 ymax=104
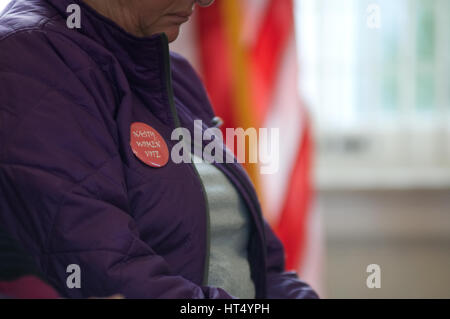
xmin=44 ymin=0 xmax=170 ymax=95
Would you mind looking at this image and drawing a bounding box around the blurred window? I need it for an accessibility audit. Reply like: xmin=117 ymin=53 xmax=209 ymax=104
xmin=296 ymin=0 xmax=450 ymax=189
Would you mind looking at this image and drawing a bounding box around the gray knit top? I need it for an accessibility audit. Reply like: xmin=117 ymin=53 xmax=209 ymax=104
xmin=192 ymin=155 xmax=256 ymax=299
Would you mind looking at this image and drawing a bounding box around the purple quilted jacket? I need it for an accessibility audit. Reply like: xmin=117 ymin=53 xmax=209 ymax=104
xmin=0 ymin=0 xmax=318 ymax=299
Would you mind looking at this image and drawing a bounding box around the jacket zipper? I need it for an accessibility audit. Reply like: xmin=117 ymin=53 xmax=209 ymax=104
xmin=160 ymin=34 xmax=211 ymax=286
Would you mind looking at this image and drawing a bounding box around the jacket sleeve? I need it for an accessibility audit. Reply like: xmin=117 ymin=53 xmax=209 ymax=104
xmin=0 ymin=69 xmax=233 ymax=298
xmin=263 ymin=221 xmax=319 ymax=299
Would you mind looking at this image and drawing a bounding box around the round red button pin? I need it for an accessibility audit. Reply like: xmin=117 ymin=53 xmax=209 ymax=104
xmin=130 ymin=122 xmax=169 ymax=168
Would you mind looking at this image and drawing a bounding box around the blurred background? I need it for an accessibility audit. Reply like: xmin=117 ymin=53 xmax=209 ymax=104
xmin=171 ymin=0 xmax=450 ymax=299
xmin=300 ymin=0 xmax=450 ymax=298
xmin=2 ymin=0 xmax=449 ymax=298
xmin=296 ymin=0 xmax=450 ymax=298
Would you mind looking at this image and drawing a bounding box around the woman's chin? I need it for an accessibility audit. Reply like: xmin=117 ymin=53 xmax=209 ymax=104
xmin=149 ymin=24 xmax=181 ymax=43
xmin=164 ymin=27 xmax=182 ymax=43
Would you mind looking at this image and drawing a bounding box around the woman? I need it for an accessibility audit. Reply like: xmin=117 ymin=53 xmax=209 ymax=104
xmin=0 ymin=0 xmax=318 ymax=298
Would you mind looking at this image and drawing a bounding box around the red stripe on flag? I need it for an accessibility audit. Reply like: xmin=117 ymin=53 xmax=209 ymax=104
xmin=196 ymin=3 xmax=235 ymax=131
xmin=196 ymin=0 xmax=315 ymax=273
xmin=275 ymin=111 xmax=314 ymax=271
xmin=250 ymin=0 xmax=294 ymax=126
